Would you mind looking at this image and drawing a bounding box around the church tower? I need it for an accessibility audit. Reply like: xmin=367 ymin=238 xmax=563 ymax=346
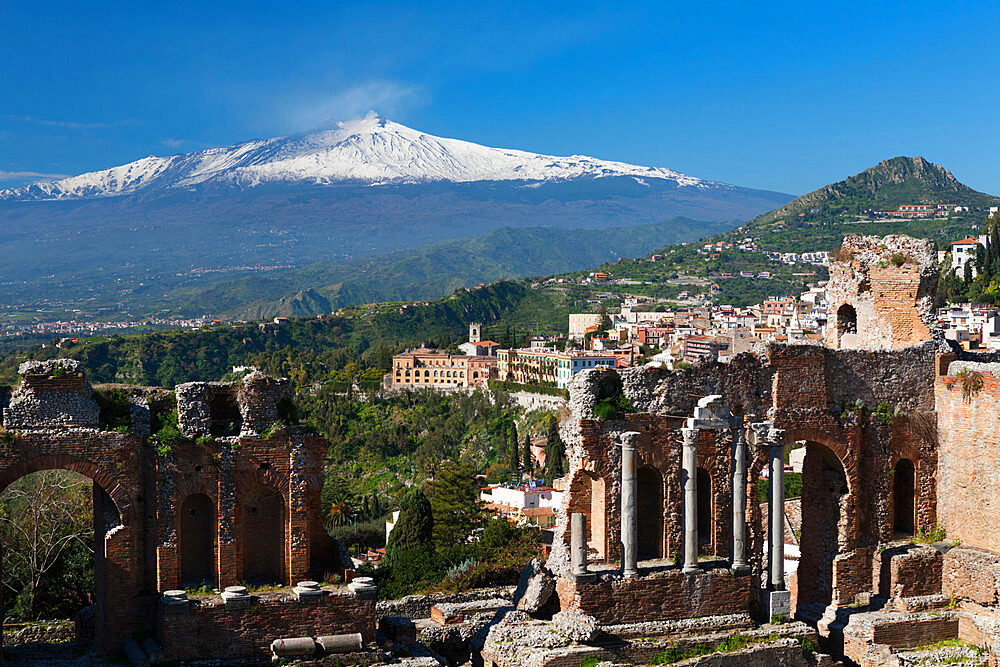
xmin=469 ymin=322 xmax=482 ymax=343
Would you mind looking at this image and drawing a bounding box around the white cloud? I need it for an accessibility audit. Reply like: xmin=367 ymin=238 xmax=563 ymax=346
xmin=160 ymin=138 xmax=189 ymax=149
xmin=283 ymin=80 xmax=428 ymax=131
xmin=0 ymin=170 xmax=69 ymax=182
xmin=2 ymin=114 xmax=140 ymax=130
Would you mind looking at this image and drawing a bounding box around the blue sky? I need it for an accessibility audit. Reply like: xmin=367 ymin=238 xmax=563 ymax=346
xmin=1 ymin=1 xmax=999 ymax=194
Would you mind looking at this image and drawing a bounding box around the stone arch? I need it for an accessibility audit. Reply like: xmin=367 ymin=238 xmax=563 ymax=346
xmin=637 ymin=466 xmax=664 ymax=560
xmin=179 ymin=493 xmax=216 ymax=587
xmin=569 ymin=470 xmax=607 ymax=561
xmin=697 ymin=466 xmax=712 ymax=548
xmin=836 ymin=303 xmax=858 ymax=348
xmin=0 ymin=454 xmax=139 ymax=653
xmin=796 ymin=440 xmax=851 ymax=616
xmin=892 ymin=458 xmax=916 ymax=537
xmin=241 ymin=485 xmax=286 ymax=584
xmin=837 ymin=304 xmax=857 ymax=335
xmin=0 ymin=454 xmax=134 ymax=525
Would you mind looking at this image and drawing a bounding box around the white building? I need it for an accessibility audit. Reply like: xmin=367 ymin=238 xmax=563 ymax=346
xmin=951 ymin=238 xmax=984 ymax=277
xmin=568 ymin=313 xmax=604 ymax=339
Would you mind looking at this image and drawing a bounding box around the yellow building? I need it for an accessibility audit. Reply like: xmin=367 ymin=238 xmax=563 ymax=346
xmin=497 ymin=347 xmax=616 ymax=389
xmin=386 ymin=348 xmax=495 ymax=389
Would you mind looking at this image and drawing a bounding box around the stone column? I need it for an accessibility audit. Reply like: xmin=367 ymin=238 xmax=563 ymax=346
xmin=681 ymin=427 xmax=700 ymax=574
xmin=620 ymin=431 xmax=640 ymax=578
xmin=731 ymin=425 xmax=750 ymax=575
xmin=769 ymin=438 xmax=786 ymax=590
xmin=571 ymin=512 xmax=594 ymax=582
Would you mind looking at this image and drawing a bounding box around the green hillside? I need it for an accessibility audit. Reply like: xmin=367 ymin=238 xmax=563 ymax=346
xmin=158 ymin=217 xmax=733 ymax=319
xmin=749 ymin=156 xmax=998 ymax=228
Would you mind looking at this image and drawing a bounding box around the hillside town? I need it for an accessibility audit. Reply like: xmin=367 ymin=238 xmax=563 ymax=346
xmin=383 ymin=233 xmax=1000 ymax=401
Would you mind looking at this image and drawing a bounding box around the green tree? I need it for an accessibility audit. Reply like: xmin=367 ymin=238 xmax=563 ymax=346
xmin=544 ymin=416 xmax=566 ymax=485
xmin=508 ymin=420 xmax=519 ymax=471
xmin=385 ymin=488 xmax=433 ymax=557
xmin=426 ymin=461 xmax=482 ymax=549
xmin=522 ymin=433 xmax=533 ymax=474
xmin=0 ymin=471 xmax=93 ymax=620
xmin=598 ymin=304 xmax=611 ymax=332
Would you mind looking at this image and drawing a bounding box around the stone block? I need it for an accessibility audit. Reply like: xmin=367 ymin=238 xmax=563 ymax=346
xmin=378 ymin=616 xmax=417 ymax=644
xmin=316 ymin=633 xmax=363 ymax=654
xmin=271 ymin=637 xmax=317 ymax=658
xmin=762 ymin=589 xmax=791 ymax=621
xmin=551 ymin=610 xmax=599 ymax=642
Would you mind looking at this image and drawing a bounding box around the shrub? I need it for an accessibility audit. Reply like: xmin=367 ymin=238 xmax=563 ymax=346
xmin=94 ymin=388 xmax=132 ymax=432
xmin=592 ymin=392 xmax=635 ymax=419
xmin=955 ymin=368 xmax=983 ymax=402
xmin=915 ymin=525 xmax=946 ymax=544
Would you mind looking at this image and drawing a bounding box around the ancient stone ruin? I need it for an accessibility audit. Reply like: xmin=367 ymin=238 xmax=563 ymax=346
xmin=0 ymin=361 xmax=367 ymax=662
xmin=476 ymin=235 xmax=1000 ymax=666
xmin=7 ymin=233 xmax=1000 ymax=666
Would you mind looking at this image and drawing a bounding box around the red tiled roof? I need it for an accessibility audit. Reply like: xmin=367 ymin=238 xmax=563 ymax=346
xmin=952 ymin=238 xmax=979 ymax=245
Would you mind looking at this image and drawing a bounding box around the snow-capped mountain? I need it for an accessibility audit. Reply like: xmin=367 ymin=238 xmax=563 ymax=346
xmin=1 ymin=114 xmax=709 ymax=201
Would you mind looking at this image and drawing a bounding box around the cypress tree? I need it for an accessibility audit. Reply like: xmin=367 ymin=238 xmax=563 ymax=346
xmin=386 ymin=488 xmax=434 ymax=557
xmin=427 ymin=461 xmax=482 ymax=549
xmin=508 ymin=421 xmax=519 ymax=470
xmin=544 ymin=416 xmax=565 ymax=484
xmin=522 ymin=433 xmax=533 ymax=473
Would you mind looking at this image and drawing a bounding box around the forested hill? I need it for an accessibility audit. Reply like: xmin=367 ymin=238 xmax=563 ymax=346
xmin=749 ymin=156 xmax=999 ymax=228
xmin=0 ymin=281 xmax=533 ymax=388
xmin=165 ymin=217 xmax=734 ymax=320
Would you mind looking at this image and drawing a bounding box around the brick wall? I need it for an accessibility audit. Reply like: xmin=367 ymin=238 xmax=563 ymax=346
xmin=556 ymin=567 xmax=752 ymax=624
xmin=935 ymin=363 xmax=1000 ymax=552
xmin=157 ymin=592 xmax=374 ymax=661
xmin=942 ymin=547 xmax=1000 ymax=606
xmin=873 ymin=545 xmax=943 ymax=599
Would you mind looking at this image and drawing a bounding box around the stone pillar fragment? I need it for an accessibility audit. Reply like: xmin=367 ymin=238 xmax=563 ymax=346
xmin=681 ymin=427 xmax=700 ymax=574
xmin=620 ymin=431 xmax=640 ymax=578
xmin=571 ymin=512 xmax=594 ymax=581
xmin=731 ymin=425 xmax=750 ymax=575
xmin=769 ymin=439 xmax=786 ymax=590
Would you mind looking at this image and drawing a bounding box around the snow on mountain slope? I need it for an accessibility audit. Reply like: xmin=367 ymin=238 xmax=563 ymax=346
xmin=1 ymin=114 xmax=710 ymax=201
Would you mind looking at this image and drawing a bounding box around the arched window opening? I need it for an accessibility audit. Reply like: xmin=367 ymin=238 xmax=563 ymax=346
xmin=637 ymin=467 xmax=664 ymax=560
xmin=242 ymin=487 xmax=285 ymax=585
xmin=798 ymin=442 xmax=850 ymax=614
xmin=697 ymin=467 xmax=712 ymax=547
xmin=837 ymin=304 xmax=857 ymax=336
xmin=893 ymin=459 xmax=916 ymax=537
xmin=180 ymin=494 xmax=216 ymax=587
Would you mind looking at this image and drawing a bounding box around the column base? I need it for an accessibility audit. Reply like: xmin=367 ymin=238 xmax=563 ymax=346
xmin=730 ymin=563 xmax=751 ymax=576
xmin=682 ymin=565 xmax=701 ymax=575
xmin=571 ymin=572 xmax=596 ymax=583
xmin=623 ymin=568 xmax=640 ymax=579
xmin=761 ymin=589 xmax=791 ymax=621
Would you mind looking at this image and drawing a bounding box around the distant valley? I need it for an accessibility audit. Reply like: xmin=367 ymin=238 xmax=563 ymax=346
xmin=0 ymin=117 xmax=790 ymax=320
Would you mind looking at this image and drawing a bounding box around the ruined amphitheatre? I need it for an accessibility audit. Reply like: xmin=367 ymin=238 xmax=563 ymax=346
xmin=2 ymin=233 xmax=999 ymax=666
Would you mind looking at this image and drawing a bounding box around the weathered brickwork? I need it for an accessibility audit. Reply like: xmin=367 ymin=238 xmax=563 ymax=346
xmin=872 ymin=545 xmax=943 ymax=599
xmin=555 ymin=274 xmax=942 ymax=632
xmin=157 ymin=591 xmax=374 ymax=661
xmin=935 ymin=360 xmax=1000 ymax=552
xmin=823 ymin=235 xmax=938 ymax=350
xmin=942 ymin=547 xmax=1000 ymax=606
xmin=556 ymin=568 xmax=752 ymax=624
xmin=0 ymin=359 xmax=350 ymax=659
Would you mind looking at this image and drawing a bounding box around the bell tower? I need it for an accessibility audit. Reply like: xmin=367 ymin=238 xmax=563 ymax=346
xmin=469 ymin=322 xmax=482 ymax=343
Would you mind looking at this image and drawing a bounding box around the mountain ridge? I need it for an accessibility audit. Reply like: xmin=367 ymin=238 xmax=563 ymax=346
xmin=1 ymin=115 xmax=718 ymax=201
xmin=750 ymin=156 xmax=998 ymax=227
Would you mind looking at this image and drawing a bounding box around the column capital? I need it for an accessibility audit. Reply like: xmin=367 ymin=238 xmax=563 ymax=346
xmin=620 ymin=430 xmax=641 ymax=449
xmin=750 ymin=421 xmax=785 ymax=447
xmin=680 ymin=427 xmax=699 ymax=447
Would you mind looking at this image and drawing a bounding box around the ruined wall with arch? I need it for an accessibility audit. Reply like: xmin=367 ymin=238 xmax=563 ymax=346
xmin=0 ymin=359 xmax=345 ymax=656
xmin=552 ymin=328 xmax=941 ymax=626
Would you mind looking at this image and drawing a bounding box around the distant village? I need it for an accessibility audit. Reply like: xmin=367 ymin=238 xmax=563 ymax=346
xmin=384 ymin=223 xmax=1000 ymax=399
